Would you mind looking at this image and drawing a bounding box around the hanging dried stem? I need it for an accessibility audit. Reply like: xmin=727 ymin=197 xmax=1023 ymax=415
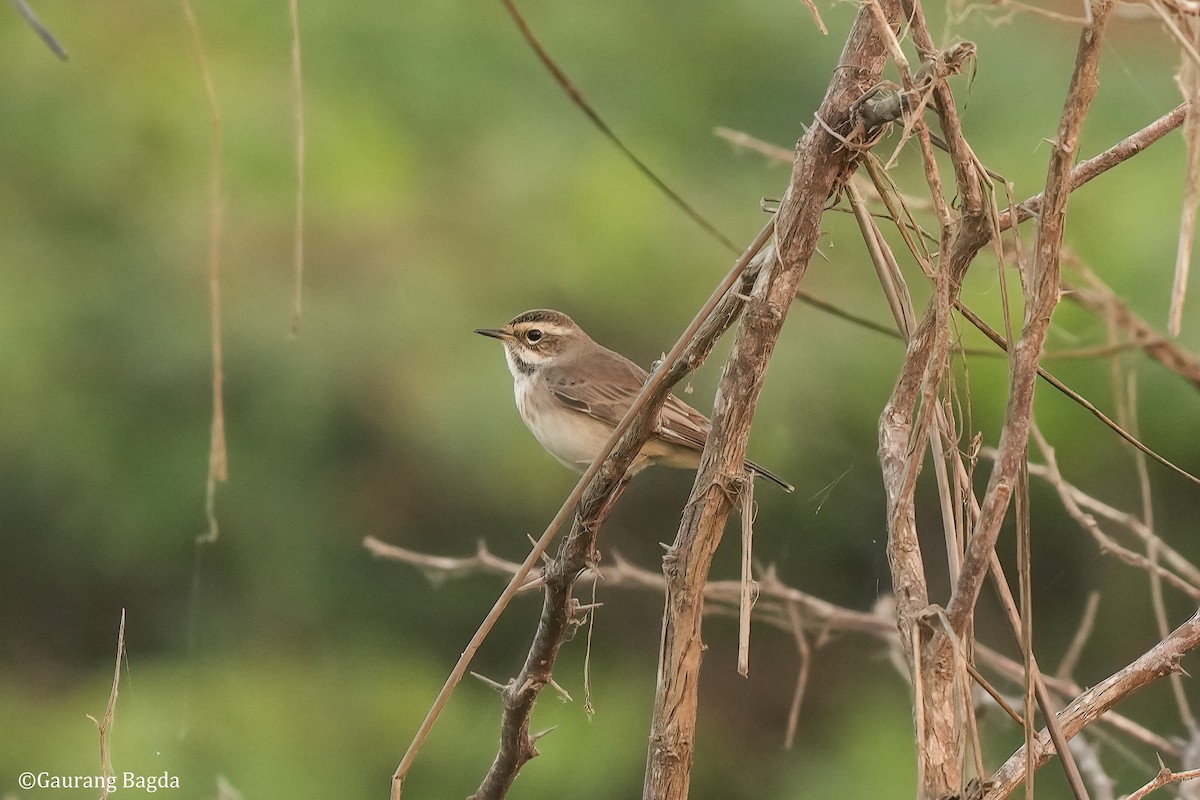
xmin=181 ymin=0 xmax=227 ymax=545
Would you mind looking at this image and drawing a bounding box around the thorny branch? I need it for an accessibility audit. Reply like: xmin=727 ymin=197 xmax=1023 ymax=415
xmin=982 ymin=609 xmax=1200 ymax=799
xmin=375 ymin=542 xmax=1200 ymax=779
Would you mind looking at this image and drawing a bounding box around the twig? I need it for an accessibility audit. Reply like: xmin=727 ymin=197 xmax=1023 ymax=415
xmin=1021 ymin=460 xmax=1200 ymax=589
xmin=365 ymin=537 xmax=524 ymax=581
xmin=1021 ymin=432 xmax=1200 ymax=600
xmin=966 ymin=661 xmax=1025 ymax=727
xmin=982 ymin=608 xmax=1200 ymax=799
xmin=999 ymin=104 xmax=1190 ymax=236
xmin=1125 ymin=766 xmax=1200 ymax=800
xmin=10 ymin=0 xmax=67 ymax=59
xmin=955 ymin=300 xmax=1200 ymax=486
xmin=1070 ymin=736 xmax=1117 ymax=800
xmin=798 ymin=0 xmax=828 ymax=35
xmin=714 ymin=127 xmax=795 ymax=164
xmin=1065 ymin=257 xmax=1200 ymax=391
xmin=86 ymin=610 xmax=126 ymax=799
xmin=1056 ymin=592 xmax=1102 ymax=681
xmin=947 ymin=0 xmax=1115 ymax=634
xmin=782 ymin=601 xmax=813 ymax=750
xmin=496 ymin=0 xmax=740 ymax=253
xmin=988 ymin=553 xmax=1092 ymax=800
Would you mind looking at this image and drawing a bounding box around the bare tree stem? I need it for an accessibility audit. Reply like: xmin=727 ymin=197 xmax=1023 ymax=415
xmin=641 ymin=3 xmax=902 ymax=797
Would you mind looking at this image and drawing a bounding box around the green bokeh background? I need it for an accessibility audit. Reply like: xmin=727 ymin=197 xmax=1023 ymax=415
xmin=2 ymin=2 xmax=1198 ymax=798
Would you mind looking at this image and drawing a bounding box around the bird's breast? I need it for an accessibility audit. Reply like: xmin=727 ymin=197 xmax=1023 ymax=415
xmin=514 ymin=376 xmax=611 ymax=471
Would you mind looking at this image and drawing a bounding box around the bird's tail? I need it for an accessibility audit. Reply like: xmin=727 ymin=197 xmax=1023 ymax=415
xmin=746 ymin=460 xmax=794 ymax=493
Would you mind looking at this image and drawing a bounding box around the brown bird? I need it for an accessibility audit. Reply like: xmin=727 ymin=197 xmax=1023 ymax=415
xmin=476 ymin=309 xmax=792 ymax=491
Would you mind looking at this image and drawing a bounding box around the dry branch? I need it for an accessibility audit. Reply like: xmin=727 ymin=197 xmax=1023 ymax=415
xmin=1124 ymin=766 xmax=1200 ymax=800
xmin=945 ymin=0 xmax=1113 ymax=633
xmin=878 ymin=9 xmax=997 ymax=798
xmin=1066 ymin=258 xmax=1200 ymax=391
xmin=982 ymin=608 xmax=1200 ymax=799
xmin=375 ymin=540 xmax=1192 ymax=766
xmin=642 ymin=2 xmax=903 ymax=796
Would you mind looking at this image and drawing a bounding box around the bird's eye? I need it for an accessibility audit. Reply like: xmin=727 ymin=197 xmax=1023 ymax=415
xmin=526 ymin=329 xmax=543 ymax=343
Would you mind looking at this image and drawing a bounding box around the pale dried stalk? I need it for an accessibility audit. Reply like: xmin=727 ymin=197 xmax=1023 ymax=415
xmin=736 ymin=484 xmax=755 ymax=677
xmin=86 ymin=610 xmax=126 ymax=800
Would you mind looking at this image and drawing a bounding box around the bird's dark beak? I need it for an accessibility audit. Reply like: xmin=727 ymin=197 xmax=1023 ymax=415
xmin=474 ymin=327 xmax=510 ymax=340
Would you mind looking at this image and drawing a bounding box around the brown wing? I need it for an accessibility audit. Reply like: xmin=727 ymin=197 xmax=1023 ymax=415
xmin=542 ymin=345 xmax=793 ymax=491
xmin=541 ymin=346 xmax=709 ymax=452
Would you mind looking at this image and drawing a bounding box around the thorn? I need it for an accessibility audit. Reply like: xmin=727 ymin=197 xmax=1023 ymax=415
xmin=469 ymin=671 xmax=506 ymax=692
xmin=526 ymin=533 xmax=552 ymax=564
xmin=573 ymin=602 xmax=604 ymax=614
xmin=531 ymin=725 xmax=558 ymax=743
xmin=547 ymin=679 xmax=573 ymax=702
xmin=517 ymin=574 xmax=547 ymax=592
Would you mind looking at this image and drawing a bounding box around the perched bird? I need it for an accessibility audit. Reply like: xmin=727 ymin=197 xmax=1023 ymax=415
xmin=475 ymin=309 xmax=793 ymax=492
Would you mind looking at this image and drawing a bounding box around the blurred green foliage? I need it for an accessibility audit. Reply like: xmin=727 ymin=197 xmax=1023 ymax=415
xmin=1 ymin=1 xmax=1198 ymax=798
